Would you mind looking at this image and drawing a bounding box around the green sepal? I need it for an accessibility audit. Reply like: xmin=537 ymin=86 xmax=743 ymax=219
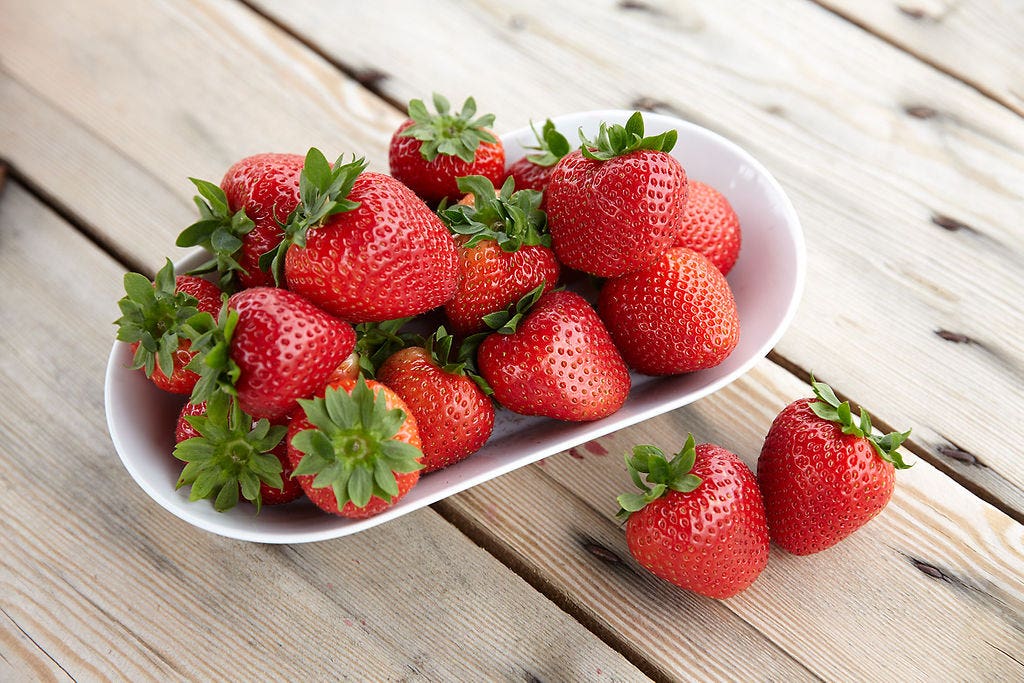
xmin=261 ymin=148 xmax=367 ymax=285
xmin=482 ymin=283 xmax=547 ymax=335
xmin=353 ymin=317 xmax=416 ymax=379
xmin=615 ymin=434 xmax=703 ymax=520
xmin=808 ymin=375 xmax=914 ymax=470
xmin=579 ymin=111 xmax=677 ymax=161
xmin=291 ymin=377 xmax=424 ymax=514
xmin=173 ymin=393 xmax=287 ymax=513
xmin=523 ymin=118 xmax=571 ymax=167
xmin=174 ymin=178 xmax=256 ymax=292
xmin=113 ymin=259 xmax=205 ymax=379
xmin=183 ymin=300 xmax=241 ymax=405
xmin=437 ymin=175 xmax=550 ymax=251
xmin=399 ymin=93 xmax=497 ymax=163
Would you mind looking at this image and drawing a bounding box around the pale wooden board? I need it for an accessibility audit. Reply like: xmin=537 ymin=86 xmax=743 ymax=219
xmin=817 ymin=0 xmax=1024 ymax=116
xmin=440 ymin=361 xmax=1024 ymax=681
xmin=0 ymin=182 xmax=646 ymax=681
xmin=247 ymin=0 xmax=1024 ymax=519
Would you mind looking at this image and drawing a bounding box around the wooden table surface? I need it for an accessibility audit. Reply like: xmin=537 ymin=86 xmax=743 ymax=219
xmin=3 ymin=1 xmax=1023 ymax=680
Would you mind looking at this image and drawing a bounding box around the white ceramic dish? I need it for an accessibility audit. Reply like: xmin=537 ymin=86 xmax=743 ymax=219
xmin=105 ymin=110 xmax=805 ymax=543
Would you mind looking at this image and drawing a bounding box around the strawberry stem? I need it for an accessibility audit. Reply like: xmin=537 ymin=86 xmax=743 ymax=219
xmin=579 ymin=111 xmax=677 ymax=161
xmin=399 ymin=93 xmax=497 ymax=163
xmin=523 ymin=118 xmax=570 ymax=167
xmin=175 ymin=178 xmax=255 ymax=292
xmin=616 ymin=434 xmax=703 ymax=519
xmin=480 ymin=283 xmax=547 ymax=334
xmin=438 ymin=175 xmax=550 ymax=252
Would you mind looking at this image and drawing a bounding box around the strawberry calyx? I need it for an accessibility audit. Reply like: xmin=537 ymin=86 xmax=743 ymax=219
xmin=438 ymin=175 xmax=549 ymax=252
xmin=173 ymin=392 xmax=287 ymax=513
xmin=808 ymin=376 xmax=913 ymax=469
xmin=579 ymin=111 xmax=678 ymax=161
xmin=291 ymin=377 xmax=424 ymax=509
xmin=261 ymin=147 xmax=367 ymax=284
xmin=523 ymin=118 xmax=571 ymax=167
xmin=399 ymin=93 xmax=497 ymax=163
xmin=114 ymin=259 xmax=206 ymax=379
xmin=182 ymin=300 xmax=241 ymax=404
xmin=353 ymin=317 xmax=416 ymax=378
xmin=480 ymin=283 xmax=547 ymax=335
xmin=616 ymin=434 xmax=703 ymax=520
xmin=175 ymin=178 xmax=255 ymax=291
xmin=420 ymin=325 xmax=492 ymax=396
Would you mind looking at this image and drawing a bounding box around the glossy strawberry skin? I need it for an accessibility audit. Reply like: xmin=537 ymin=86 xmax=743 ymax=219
xmin=130 ymin=275 xmax=222 ymax=394
xmin=757 ymin=398 xmax=896 ymax=555
xmin=286 ymin=378 xmax=421 ymax=518
xmin=284 ymin=172 xmax=460 ymax=323
xmin=598 ymin=247 xmax=739 ymax=375
xmin=220 ymin=153 xmax=304 ymax=288
xmin=673 ymin=180 xmax=741 ymax=275
xmin=505 ymin=157 xmax=555 ymax=196
xmin=444 ymin=235 xmax=561 ymax=337
xmin=376 ymin=347 xmax=494 ymax=472
xmin=226 ymin=287 xmax=356 ymax=421
xmin=546 ymin=149 xmax=688 ymax=277
xmin=477 ymin=290 xmax=630 ymax=422
xmin=175 ymin=401 xmax=302 ymax=505
xmin=388 ymin=119 xmax=505 ymax=205
xmin=625 ymin=444 xmax=769 ymax=599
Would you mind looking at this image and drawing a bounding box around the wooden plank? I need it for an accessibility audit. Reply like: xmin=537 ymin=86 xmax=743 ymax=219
xmin=440 ymin=361 xmax=1024 ymax=681
xmin=817 ymin=0 xmax=1024 ymax=117
xmin=246 ymin=0 xmax=1024 ymax=519
xmin=0 ymin=182 xmax=646 ymax=680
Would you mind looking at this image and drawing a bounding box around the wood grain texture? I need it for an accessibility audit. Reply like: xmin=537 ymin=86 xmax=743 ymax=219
xmin=0 ymin=182 xmax=645 ymax=681
xmin=440 ymin=362 xmax=1024 ymax=681
xmin=249 ymin=0 xmax=1024 ymax=519
xmin=817 ymin=0 xmax=1024 ymax=116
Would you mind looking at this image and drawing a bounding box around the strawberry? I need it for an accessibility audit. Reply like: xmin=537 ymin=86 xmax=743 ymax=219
xmin=173 ymin=394 xmax=301 ymax=510
xmin=505 ymin=119 xmax=570 ymax=195
xmin=673 ymin=180 xmax=741 ymax=275
xmin=287 ymin=376 xmax=424 ymax=518
xmin=388 ymin=93 xmax=504 ymax=205
xmin=376 ymin=327 xmax=495 ymax=472
xmin=187 ymin=286 xmax=356 ymax=421
xmin=617 ymin=435 xmax=770 ymax=599
xmin=115 ymin=259 xmax=222 ymax=394
xmin=273 ymin=149 xmax=459 ymax=322
xmin=175 ymin=153 xmax=304 ymax=290
xmin=598 ymin=246 xmax=739 ymax=375
xmin=477 ymin=288 xmax=630 ymax=421
xmin=438 ymin=175 xmax=560 ymax=336
xmin=546 ymin=112 xmax=687 ymax=277
xmin=757 ymin=378 xmax=912 ymax=555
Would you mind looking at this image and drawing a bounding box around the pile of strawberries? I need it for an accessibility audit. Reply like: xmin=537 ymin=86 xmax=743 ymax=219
xmin=116 ymin=94 xmax=746 ymax=520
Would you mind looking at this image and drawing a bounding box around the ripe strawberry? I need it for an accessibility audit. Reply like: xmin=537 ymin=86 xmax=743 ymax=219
xmin=673 ymin=180 xmax=741 ymax=275
xmin=617 ymin=435 xmax=770 ymax=599
xmin=274 ymin=149 xmax=459 ymax=322
xmin=287 ymin=376 xmax=424 ymax=518
xmin=174 ymin=394 xmax=301 ymax=510
xmin=176 ymin=154 xmax=304 ymax=290
xmin=187 ymin=286 xmax=356 ymax=421
xmin=505 ymin=119 xmax=570 ymax=195
xmin=388 ymin=93 xmax=504 ymax=205
xmin=757 ymin=378 xmax=912 ymax=555
xmin=598 ymin=247 xmax=739 ymax=375
xmin=546 ymin=112 xmax=687 ymax=277
xmin=376 ymin=327 xmax=495 ymax=472
xmin=438 ymin=175 xmax=560 ymax=336
xmin=115 ymin=259 xmax=222 ymax=394
xmin=477 ymin=288 xmax=630 ymax=421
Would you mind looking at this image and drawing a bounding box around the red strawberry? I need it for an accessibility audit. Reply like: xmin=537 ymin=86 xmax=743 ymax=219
xmin=388 ymin=93 xmax=504 ymax=205
xmin=438 ymin=175 xmax=560 ymax=336
xmin=617 ymin=435 xmax=770 ymax=599
xmin=546 ymin=112 xmax=687 ymax=277
xmin=174 ymin=394 xmax=301 ymax=510
xmin=477 ymin=288 xmax=630 ymax=421
xmin=275 ymin=149 xmax=459 ymax=322
xmin=505 ymin=119 xmax=570 ymax=196
xmin=673 ymin=180 xmax=741 ymax=275
xmin=175 ymin=154 xmax=304 ymax=290
xmin=115 ymin=259 xmax=222 ymax=394
xmin=188 ymin=286 xmax=356 ymax=421
xmin=757 ymin=378 xmax=912 ymax=555
xmin=376 ymin=327 xmax=495 ymax=472
xmin=287 ymin=376 xmax=423 ymax=518
xmin=598 ymin=247 xmax=739 ymax=375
